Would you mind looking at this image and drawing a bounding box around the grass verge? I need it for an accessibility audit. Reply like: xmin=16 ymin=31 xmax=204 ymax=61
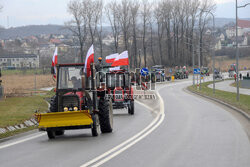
xmin=230 ymin=80 xmax=250 ymax=89
xmin=187 ymin=81 xmax=250 ymax=115
xmin=0 ymin=89 xmax=55 ymax=139
xmin=0 ymin=126 xmax=37 ymax=139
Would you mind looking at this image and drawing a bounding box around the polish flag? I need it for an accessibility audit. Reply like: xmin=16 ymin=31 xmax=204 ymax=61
xmin=111 ymin=51 xmax=129 ymax=67
xmin=51 ymin=47 xmax=58 ymax=79
xmin=84 ymin=44 xmax=94 ymax=77
xmin=106 ymin=53 xmax=119 ymax=63
xmin=109 ymin=66 xmax=120 ymax=71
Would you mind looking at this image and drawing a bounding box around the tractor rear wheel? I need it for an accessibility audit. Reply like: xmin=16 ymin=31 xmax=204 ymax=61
xmin=98 ymin=98 xmax=113 ymax=133
xmin=47 ymin=130 xmax=56 ymax=139
xmin=91 ymin=114 xmax=100 ymax=137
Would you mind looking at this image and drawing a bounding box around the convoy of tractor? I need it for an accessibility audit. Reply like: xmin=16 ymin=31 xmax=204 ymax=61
xmin=35 ymin=46 xmax=192 ymax=139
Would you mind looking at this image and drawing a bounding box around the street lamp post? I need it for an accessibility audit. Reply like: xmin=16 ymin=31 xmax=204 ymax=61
xmin=199 ymin=9 xmax=216 ymax=93
xmin=206 ymin=12 xmax=215 ymax=94
xmin=236 ymin=1 xmax=250 ymax=101
xmin=192 ymin=44 xmax=195 ymax=86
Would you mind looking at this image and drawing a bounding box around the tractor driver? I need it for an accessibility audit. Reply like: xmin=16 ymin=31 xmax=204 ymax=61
xmin=71 ymin=76 xmax=81 ymax=89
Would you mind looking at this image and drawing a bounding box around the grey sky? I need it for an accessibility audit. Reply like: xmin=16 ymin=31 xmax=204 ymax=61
xmin=0 ymin=0 xmax=249 ymax=28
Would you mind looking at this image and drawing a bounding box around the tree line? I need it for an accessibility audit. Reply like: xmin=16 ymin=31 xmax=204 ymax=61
xmin=66 ymin=0 xmax=215 ymax=68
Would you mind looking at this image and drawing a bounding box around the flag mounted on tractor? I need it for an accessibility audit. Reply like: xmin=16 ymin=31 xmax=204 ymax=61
xmin=51 ymin=47 xmax=58 ymax=79
xmin=111 ymin=51 xmax=129 ymax=67
xmin=84 ymin=44 xmax=94 ymax=77
xmin=106 ymin=53 xmax=118 ymax=63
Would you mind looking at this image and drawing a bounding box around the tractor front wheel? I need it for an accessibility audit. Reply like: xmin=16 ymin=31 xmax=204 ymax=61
xmin=98 ymin=98 xmax=113 ymax=133
xmin=91 ymin=114 xmax=100 ymax=137
xmin=55 ymin=130 xmax=65 ymax=136
xmin=128 ymin=100 xmax=135 ymax=115
xmin=47 ymin=130 xmax=56 ymax=139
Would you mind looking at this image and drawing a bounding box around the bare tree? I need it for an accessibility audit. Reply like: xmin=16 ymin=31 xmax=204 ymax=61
xmin=154 ymin=3 xmax=164 ymax=65
xmin=198 ymin=0 xmax=215 ymax=66
xmin=130 ymin=0 xmax=140 ymax=68
xmin=117 ymin=0 xmax=132 ymax=68
xmin=85 ymin=0 xmax=103 ymax=44
xmin=141 ymin=0 xmax=151 ymax=67
xmin=148 ymin=13 xmax=156 ymax=65
xmin=106 ymin=1 xmax=120 ymax=53
xmin=66 ymin=0 xmax=88 ymax=63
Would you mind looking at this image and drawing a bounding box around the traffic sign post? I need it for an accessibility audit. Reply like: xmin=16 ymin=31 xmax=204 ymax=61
xmin=140 ymin=68 xmax=149 ymax=77
xmin=193 ymin=68 xmax=200 ymax=75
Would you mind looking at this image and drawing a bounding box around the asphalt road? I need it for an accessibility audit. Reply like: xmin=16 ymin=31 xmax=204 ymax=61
xmin=0 ymin=80 xmax=250 ymax=167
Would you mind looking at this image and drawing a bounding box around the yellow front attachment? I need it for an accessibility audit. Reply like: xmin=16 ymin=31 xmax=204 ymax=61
xmin=35 ymin=110 xmax=93 ymax=128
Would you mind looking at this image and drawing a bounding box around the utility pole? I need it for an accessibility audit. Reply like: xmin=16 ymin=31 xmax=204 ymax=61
xmin=235 ymin=1 xmax=250 ymax=101
xmin=198 ymin=42 xmax=201 ymax=90
xmin=236 ymin=0 xmax=239 ymax=101
xmin=192 ymin=44 xmax=195 ymax=86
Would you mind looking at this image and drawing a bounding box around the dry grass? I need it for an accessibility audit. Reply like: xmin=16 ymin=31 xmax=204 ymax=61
xmin=1 ymin=74 xmax=55 ymax=96
xmin=208 ymin=56 xmax=250 ymax=72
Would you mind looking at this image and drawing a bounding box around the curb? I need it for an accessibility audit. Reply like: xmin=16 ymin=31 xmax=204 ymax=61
xmin=185 ymin=88 xmax=250 ymax=122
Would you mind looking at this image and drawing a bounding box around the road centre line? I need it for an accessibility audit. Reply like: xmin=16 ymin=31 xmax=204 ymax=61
xmin=80 ymin=91 xmax=165 ymax=167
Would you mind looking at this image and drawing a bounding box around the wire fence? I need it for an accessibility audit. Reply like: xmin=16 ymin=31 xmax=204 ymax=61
xmin=1 ymin=68 xmax=55 ymax=97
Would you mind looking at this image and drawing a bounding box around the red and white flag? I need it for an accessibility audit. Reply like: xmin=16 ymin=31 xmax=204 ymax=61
xmin=51 ymin=47 xmax=58 ymax=79
xmin=111 ymin=51 xmax=129 ymax=67
xmin=84 ymin=44 xmax=94 ymax=77
xmin=106 ymin=53 xmax=118 ymax=63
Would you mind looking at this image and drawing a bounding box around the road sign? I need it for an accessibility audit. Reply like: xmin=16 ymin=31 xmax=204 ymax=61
xmin=140 ymin=68 xmax=149 ymax=77
xmin=193 ymin=68 xmax=200 ymax=74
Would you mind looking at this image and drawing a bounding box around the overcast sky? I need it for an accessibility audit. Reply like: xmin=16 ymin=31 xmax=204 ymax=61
xmin=0 ymin=0 xmax=249 ymax=28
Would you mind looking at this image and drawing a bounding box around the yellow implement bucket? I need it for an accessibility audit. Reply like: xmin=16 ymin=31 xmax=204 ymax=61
xmin=35 ymin=110 xmax=93 ymax=128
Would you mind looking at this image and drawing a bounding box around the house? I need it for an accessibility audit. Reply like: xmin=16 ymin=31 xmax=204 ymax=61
xmin=219 ymin=33 xmax=226 ymax=41
xmin=215 ymin=39 xmax=222 ymax=50
xmin=225 ymin=19 xmax=250 ymax=38
xmin=0 ymin=53 xmax=39 ymax=68
xmin=50 ymin=38 xmax=62 ymax=45
xmin=231 ymin=36 xmax=248 ymax=47
xmin=102 ymin=35 xmax=114 ymax=46
xmin=205 ymin=29 xmax=212 ymax=35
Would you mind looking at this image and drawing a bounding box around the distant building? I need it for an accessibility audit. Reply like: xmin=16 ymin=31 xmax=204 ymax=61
xmin=219 ymin=33 xmax=226 ymax=41
xmin=231 ymin=36 xmax=248 ymax=47
xmin=0 ymin=53 xmax=39 ymax=68
xmin=215 ymin=39 xmax=222 ymax=50
xmin=226 ymin=19 xmax=250 ymax=38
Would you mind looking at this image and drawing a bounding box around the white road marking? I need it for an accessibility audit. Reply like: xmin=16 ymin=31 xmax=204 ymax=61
xmin=0 ymin=133 xmax=45 ymax=150
xmin=80 ymin=91 xmax=165 ymax=167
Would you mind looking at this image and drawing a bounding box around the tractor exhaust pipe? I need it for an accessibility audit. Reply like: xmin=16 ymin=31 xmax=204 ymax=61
xmin=91 ymin=63 xmax=97 ymax=112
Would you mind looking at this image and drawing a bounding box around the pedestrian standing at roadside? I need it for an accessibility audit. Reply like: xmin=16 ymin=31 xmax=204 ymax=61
xmin=247 ymin=72 xmax=249 ymax=78
xmin=234 ymin=73 xmax=237 ymax=82
xmin=240 ymin=73 xmax=242 ymax=80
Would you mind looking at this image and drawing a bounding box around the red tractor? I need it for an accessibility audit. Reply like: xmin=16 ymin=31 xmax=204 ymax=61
xmin=97 ymin=67 xmax=135 ymax=115
xmin=106 ymin=70 xmax=134 ymax=115
xmin=36 ymin=63 xmax=113 ymax=139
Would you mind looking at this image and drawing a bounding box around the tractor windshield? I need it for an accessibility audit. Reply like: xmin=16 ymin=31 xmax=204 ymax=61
xmin=58 ymin=66 xmax=84 ymax=90
xmin=106 ymin=73 xmax=125 ymax=88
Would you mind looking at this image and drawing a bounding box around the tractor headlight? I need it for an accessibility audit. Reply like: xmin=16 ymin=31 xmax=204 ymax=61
xmin=73 ymin=107 xmax=78 ymax=111
xmin=64 ymin=107 xmax=68 ymax=112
